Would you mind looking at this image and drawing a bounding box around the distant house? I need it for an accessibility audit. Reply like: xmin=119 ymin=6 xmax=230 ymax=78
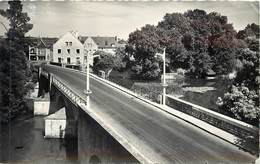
xmin=80 ymin=37 xmax=99 ymax=66
xmin=53 ymin=31 xmax=84 ymax=65
xmin=205 ymin=69 xmax=216 ymax=80
xmin=28 ymin=37 xmax=57 ymax=62
xmin=80 ymin=36 xmax=120 ymax=66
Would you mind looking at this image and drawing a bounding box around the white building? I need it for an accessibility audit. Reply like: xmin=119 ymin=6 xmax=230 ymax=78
xmin=80 ymin=36 xmax=119 ymax=65
xmin=53 ymin=31 xmax=84 ymax=65
xmin=82 ymin=37 xmax=98 ymax=66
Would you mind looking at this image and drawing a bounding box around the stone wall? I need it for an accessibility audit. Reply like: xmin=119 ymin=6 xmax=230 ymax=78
xmin=166 ymin=95 xmax=258 ymax=140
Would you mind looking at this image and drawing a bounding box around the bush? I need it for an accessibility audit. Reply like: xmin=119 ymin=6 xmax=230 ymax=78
xmin=93 ymin=51 xmax=115 ymax=74
xmin=217 ymin=84 xmax=259 ymax=126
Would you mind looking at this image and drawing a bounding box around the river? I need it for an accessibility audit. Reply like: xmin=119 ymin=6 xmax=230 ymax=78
xmin=0 ymin=114 xmax=78 ymax=163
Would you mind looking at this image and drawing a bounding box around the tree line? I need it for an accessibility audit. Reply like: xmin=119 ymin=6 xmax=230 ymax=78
xmin=125 ymin=9 xmax=258 ymax=81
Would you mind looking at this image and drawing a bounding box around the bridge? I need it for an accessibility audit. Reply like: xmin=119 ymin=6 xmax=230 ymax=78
xmin=38 ymin=64 xmax=258 ymax=163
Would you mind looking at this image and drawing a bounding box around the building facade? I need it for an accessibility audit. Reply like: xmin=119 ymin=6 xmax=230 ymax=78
xmin=53 ymin=31 xmax=84 ymax=65
xmin=80 ymin=36 xmax=119 ymax=65
xmin=29 ymin=38 xmax=55 ymax=62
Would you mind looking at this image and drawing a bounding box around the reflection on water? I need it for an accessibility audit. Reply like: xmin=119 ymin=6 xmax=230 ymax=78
xmin=0 ymin=115 xmax=78 ymax=163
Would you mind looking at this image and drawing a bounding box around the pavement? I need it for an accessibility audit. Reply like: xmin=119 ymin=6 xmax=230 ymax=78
xmin=44 ymin=64 xmax=257 ymax=164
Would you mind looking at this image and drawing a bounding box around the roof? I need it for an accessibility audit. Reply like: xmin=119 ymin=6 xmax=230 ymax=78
xmin=206 ymin=69 xmax=216 ymax=76
xmin=45 ymin=107 xmax=66 ymax=120
xmin=80 ymin=36 xmax=118 ymax=48
xmin=41 ymin=37 xmax=58 ymax=48
xmin=26 ymin=37 xmax=58 ymax=49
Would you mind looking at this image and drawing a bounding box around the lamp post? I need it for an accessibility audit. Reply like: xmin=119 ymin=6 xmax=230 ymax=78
xmin=84 ymin=47 xmax=92 ymax=109
xmin=162 ymin=48 xmax=167 ymax=106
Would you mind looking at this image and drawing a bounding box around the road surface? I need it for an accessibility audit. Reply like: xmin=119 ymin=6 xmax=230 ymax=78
xmin=43 ymin=64 xmax=256 ymax=164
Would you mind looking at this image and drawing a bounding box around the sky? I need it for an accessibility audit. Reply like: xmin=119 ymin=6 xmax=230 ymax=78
xmin=0 ymin=1 xmax=259 ymax=40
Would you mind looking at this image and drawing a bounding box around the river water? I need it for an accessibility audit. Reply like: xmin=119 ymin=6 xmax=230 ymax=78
xmin=0 ymin=114 xmax=78 ymax=163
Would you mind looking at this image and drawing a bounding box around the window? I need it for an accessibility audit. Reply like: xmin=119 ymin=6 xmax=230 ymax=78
xmin=76 ymin=49 xmax=80 ymax=54
xmin=30 ymin=48 xmax=36 ymax=54
xmin=67 ymin=49 xmax=70 ymax=54
xmin=69 ymin=42 xmax=72 ymax=46
xmin=105 ymin=41 xmax=108 ymax=46
xmin=58 ymin=49 xmax=61 ymax=54
xmin=67 ymin=57 xmax=71 ymax=64
xmin=58 ymin=57 xmax=61 ymax=63
xmin=65 ymin=42 xmax=68 ymax=46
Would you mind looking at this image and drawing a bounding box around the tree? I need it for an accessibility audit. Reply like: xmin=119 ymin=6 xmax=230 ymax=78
xmin=217 ymin=24 xmax=259 ymax=126
xmin=93 ymin=51 xmax=115 ymax=75
xmin=0 ymin=1 xmax=33 ymax=123
xmin=113 ymin=47 xmax=128 ymax=72
xmin=127 ymin=9 xmax=253 ymax=79
xmin=127 ymin=25 xmax=163 ymax=80
xmin=237 ymin=23 xmax=260 ymax=40
xmin=235 ymin=48 xmax=259 ymax=91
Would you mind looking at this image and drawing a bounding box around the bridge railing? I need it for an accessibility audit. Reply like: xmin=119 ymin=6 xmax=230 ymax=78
xmin=52 ymin=76 xmax=87 ymax=106
xmin=165 ymin=94 xmax=258 ymax=140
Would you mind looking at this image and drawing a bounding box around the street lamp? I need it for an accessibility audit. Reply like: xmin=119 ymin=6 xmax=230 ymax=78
xmin=83 ymin=47 xmax=92 ymax=109
xmin=162 ymin=48 xmax=167 ymax=106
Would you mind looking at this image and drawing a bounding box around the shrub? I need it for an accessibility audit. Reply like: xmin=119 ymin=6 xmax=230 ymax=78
xmin=217 ymin=84 xmax=259 ymax=126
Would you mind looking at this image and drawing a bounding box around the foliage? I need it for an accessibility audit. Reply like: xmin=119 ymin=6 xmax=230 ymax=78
xmin=217 ymin=24 xmax=260 ymax=126
xmin=93 ymin=51 xmax=115 ymax=74
xmin=0 ymin=1 xmax=33 ymax=123
xmin=237 ymin=23 xmax=260 ymax=40
xmin=113 ymin=47 xmax=128 ymax=72
xmin=126 ymin=9 xmax=247 ymax=79
xmin=127 ymin=25 xmax=163 ymax=80
xmin=217 ymin=85 xmax=259 ymax=126
xmin=235 ymin=48 xmax=259 ymax=90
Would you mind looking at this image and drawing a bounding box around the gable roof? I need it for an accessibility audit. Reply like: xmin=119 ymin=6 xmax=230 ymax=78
xmin=53 ymin=31 xmax=83 ymax=47
xmin=41 ymin=37 xmax=59 ymax=48
xmin=80 ymin=36 xmax=118 ymax=48
xmin=26 ymin=37 xmax=58 ymax=49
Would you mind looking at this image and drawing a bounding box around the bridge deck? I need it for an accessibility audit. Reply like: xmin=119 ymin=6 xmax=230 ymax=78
xmin=43 ymin=64 xmax=256 ymax=164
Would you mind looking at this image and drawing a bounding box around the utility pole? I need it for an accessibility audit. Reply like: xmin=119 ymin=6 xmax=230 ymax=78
xmin=84 ymin=47 xmax=92 ymax=109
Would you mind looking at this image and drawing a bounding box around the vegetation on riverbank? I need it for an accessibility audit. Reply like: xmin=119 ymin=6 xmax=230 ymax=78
xmin=0 ymin=1 xmax=34 ymax=123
